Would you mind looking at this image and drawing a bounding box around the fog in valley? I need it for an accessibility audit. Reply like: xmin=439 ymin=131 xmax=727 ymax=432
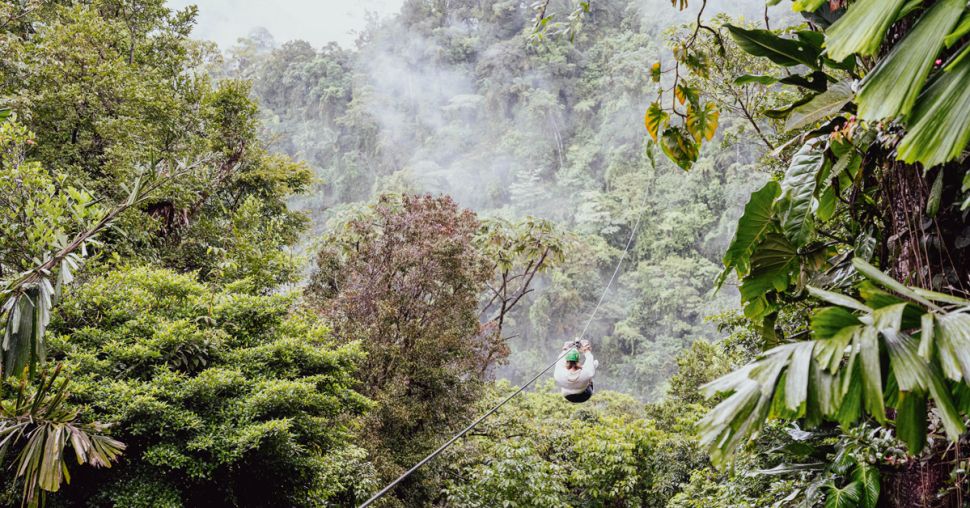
xmin=196 ymin=0 xmax=793 ymax=398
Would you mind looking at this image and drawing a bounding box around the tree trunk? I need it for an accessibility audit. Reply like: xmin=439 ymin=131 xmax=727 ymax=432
xmin=878 ymin=159 xmax=970 ymax=507
xmin=878 ymin=439 xmax=966 ymax=507
xmin=882 ymin=160 xmax=970 ymax=293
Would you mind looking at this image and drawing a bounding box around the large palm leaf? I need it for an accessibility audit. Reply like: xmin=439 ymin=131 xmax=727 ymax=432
xmin=1 ymin=365 xmax=125 ymax=507
xmin=700 ymin=258 xmax=970 ymax=464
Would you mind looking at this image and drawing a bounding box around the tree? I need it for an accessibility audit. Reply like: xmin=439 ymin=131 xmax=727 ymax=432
xmin=660 ymin=1 xmax=970 ymax=505
xmin=0 ymin=5 xmax=324 ymax=504
xmin=307 ymin=194 xmax=497 ymax=503
xmin=28 ymin=266 xmax=373 ymax=507
xmin=444 ymin=381 xmax=707 ymax=508
xmin=1 ymin=0 xmax=311 ymax=283
xmin=307 ymin=194 xmax=565 ymax=504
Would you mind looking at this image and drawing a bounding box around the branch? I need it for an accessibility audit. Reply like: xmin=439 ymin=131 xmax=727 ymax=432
xmin=3 ymin=159 xmax=205 ymax=296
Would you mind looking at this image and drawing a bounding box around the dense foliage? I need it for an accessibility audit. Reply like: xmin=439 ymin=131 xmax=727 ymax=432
xmin=223 ymin=0 xmax=780 ymax=399
xmin=650 ymin=0 xmax=970 ymax=505
xmin=2 ymin=0 xmax=969 ymax=506
xmin=43 ymin=266 xmax=372 ymax=507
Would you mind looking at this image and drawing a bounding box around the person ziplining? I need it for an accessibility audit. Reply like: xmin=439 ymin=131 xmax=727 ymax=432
xmin=554 ymin=339 xmax=597 ymax=403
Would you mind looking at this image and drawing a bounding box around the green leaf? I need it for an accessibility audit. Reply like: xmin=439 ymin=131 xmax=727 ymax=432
xmin=659 ymin=126 xmax=699 ymax=171
xmin=644 ymin=101 xmax=669 ymax=142
xmin=883 ymin=327 xmax=928 ymax=393
xmin=650 ymin=61 xmax=662 ymax=82
xmin=895 ymin=383 xmax=928 ymax=453
xmin=777 ymin=142 xmax=825 ymax=246
xmin=785 ymin=81 xmax=855 ymax=131
xmin=912 ymin=288 xmax=970 ymax=306
xmin=793 ymin=0 xmax=827 ymax=12
xmin=944 ymin=11 xmax=970 ymax=48
xmin=699 ymin=346 xmax=795 ymax=465
xmin=897 ymin=48 xmax=970 ymax=168
xmin=675 ymin=83 xmax=699 ymax=106
xmin=919 ymin=313 xmax=935 ymax=359
xmin=825 ymin=0 xmax=908 ymax=61
xmin=739 ymin=233 xmax=798 ymax=301
xmin=817 ymin=186 xmax=837 ymax=221
xmin=812 ymin=307 xmax=861 ymax=339
xmin=825 ymin=481 xmax=862 ymax=508
xmin=837 ymin=369 xmax=863 ymax=428
xmin=826 ymin=151 xmax=861 ymax=193
xmin=926 ymin=169 xmax=944 ymax=217
xmin=852 ymin=463 xmax=880 ymax=508
xmin=785 ymin=341 xmax=815 ymax=412
xmin=936 ymin=312 xmax=970 ymax=383
xmin=926 ymin=356 xmax=967 ymax=440
xmin=856 ymin=0 xmax=965 ymax=121
xmin=686 ymin=102 xmax=719 ymax=142
xmin=856 ymin=326 xmax=886 ymax=423
xmin=808 ymin=286 xmax=872 ymax=313
xmin=719 ymin=181 xmax=781 ymax=289
xmin=727 ymin=25 xmax=821 ymax=69
xmin=734 ymin=74 xmax=778 ymax=85
xmin=852 ymin=258 xmax=941 ymax=311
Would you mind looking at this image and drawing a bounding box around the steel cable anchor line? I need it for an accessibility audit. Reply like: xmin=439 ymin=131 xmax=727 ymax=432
xmin=359 ymin=187 xmax=649 ymax=508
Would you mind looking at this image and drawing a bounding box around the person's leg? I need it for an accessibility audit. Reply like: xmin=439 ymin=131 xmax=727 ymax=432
xmin=564 ymin=383 xmax=594 ymax=403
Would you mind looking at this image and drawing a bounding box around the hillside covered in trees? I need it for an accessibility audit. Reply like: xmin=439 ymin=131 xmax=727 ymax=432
xmin=1 ymin=0 xmax=970 ymax=507
xmin=221 ymin=0 xmax=788 ymax=399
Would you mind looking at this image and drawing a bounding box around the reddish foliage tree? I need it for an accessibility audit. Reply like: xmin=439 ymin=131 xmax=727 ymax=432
xmin=307 ymin=194 xmax=498 ymax=495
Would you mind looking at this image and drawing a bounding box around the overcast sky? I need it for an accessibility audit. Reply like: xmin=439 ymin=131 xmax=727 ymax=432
xmin=166 ymin=0 xmax=405 ymax=49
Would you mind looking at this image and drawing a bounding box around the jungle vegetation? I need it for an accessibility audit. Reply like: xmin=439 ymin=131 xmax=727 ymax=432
xmin=0 ymin=0 xmax=968 ymax=507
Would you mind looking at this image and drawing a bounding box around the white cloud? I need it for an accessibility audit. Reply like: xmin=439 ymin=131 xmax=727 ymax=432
xmin=167 ymin=0 xmax=404 ymax=49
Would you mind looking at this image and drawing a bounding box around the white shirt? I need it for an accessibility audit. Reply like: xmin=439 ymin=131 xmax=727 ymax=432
xmin=554 ymin=351 xmax=596 ymax=395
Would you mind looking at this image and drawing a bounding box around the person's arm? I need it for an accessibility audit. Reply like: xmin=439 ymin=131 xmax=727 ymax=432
xmin=553 ymin=342 xmax=572 ymax=383
xmin=579 ymin=351 xmax=596 ymax=381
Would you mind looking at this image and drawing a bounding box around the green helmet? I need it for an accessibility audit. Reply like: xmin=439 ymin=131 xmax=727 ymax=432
xmin=565 ymin=348 xmax=581 ymax=362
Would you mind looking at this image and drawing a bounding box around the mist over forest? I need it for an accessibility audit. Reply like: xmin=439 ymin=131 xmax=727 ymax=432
xmin=219 ymin=0 xmax=790 ymax=398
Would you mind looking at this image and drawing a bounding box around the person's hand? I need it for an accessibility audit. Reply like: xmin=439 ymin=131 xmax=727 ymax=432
xmin=563 ymin=341 xmax=575 ymax=351
xmin=579 ymin=339 xmax=592 ymax=352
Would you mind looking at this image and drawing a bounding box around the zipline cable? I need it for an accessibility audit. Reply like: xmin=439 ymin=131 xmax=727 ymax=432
xmin=358 ymin=187 xmax=650 ymax=508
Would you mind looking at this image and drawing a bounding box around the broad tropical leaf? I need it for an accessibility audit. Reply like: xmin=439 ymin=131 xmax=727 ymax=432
xmin=720 ymin=180 xmax=782 ymax=284
xmin=686 ymin=101 xmax=719 ymax=142
xmin=825 ymin=481 xmax=862 ymax=508
xmin=734 ymin=74 xmax=778 ymax=85
xmin=650 ymin=61 xmax=662 ymax=82
xmin=793 ymin=0 xmax=827 ymax=12
xmin=727 ymin=25 xmax=821 ymax=68
xmin=0 ymin=367 xmax=125 ymax=506
xmin=738 ymin=233 xmax=798 ymax=302
xmin=659 ymin=126 xmax=699 ymax=170
xmin=852 ymin=258 xmax=940 ymax=311
xmin=700 ymin=259 xmax=969 ymax=465
xmin=896 ymin=48 xmax=970 ymax=167
xmin=2 ymin=284 xmax=50 ymax=378
xmin=777 ymin=142 xmax=825 ymax=247
xmin=856 ymin=0 xmax=965 ymax=121
xmin=945 ymin=11 xmax=970 ymax=48
xmin=825 ymin=0 xmax=907 ymax=61
xmin=785 ymin=81 xmax=854 ymax=131
xmin=644 ymin=101 xmax=668 ymax=142
xmin=852 ymin=463 xmax=880 ymax=508
xmin=675 ymin=83 xmax=699 ymax=106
